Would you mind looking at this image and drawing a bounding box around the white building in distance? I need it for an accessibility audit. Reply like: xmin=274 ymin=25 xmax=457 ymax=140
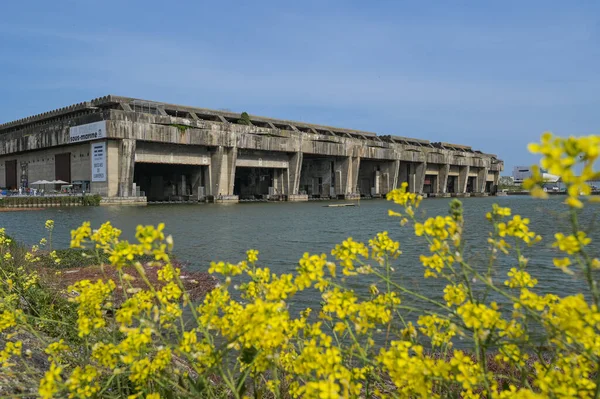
xmin=512 ymin=166 xmax=559 ymax=184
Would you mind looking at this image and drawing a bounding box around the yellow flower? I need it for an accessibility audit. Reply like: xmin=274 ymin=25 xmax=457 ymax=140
xmin=497 ymin=215 xmax=541 ymax=245
xmin=450 ymin=351 xmax=482 ymax=390
xmin=526 ymin=133 xmax=600 ymax=208
xmin=505 ymin=268 xmax=537 ymax=288
xmin=45 ymin=339 xmax=70 ymax=363
xmin=246 ymin=249 xmax=259 ymax=263
xmin=92 ymin=342 xmax=120 ymax=368
xmin=0 ymin=310 xmax=17 ymax=333
xmin=386 ymin=182 xmax=423 ymax=208
xmin=369 ymin=231 xmax=401 ymax=261
xmin=0 ymin=341 xmax=22 ymax=368
xmin=417 ymin=314 xmax=455 ymax=347
xmin=457 ymin=302 xmax=504 ymax=333
xmin=68 ymin=279 xmax=115 ymax=337
xmin=39 ymin=362 xmax=63 ymax=399
xmin=486 ymin=204 xmax=511 ymax=221
xmin=553 ymin=231 xmax=591 ymax=255
xmin=444 ymin=284 xmax=467 ymax=306
xmin=331 ymin=238 xmax=369 ymax=275
xmin=66 ymin=365 xmax=99 ymax=398
xmin=45 ymin=219 xmax=55 ymax=231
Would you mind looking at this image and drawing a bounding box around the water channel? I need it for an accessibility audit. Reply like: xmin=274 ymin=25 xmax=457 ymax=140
xmin=1 ymin=196 xmax=599 ymax=319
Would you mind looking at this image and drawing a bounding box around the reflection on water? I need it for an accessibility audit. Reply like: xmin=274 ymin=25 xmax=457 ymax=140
xmin=2 ymin=197 xmax=599 ymax=318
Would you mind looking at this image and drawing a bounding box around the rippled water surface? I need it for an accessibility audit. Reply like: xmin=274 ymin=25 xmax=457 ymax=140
xmin=2 ymin=196 xmax=599 ymax=312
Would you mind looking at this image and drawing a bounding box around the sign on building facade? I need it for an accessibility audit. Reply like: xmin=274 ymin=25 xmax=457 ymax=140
xmin=70 ymin=121 xmax=107 ymax=143
xmin=91 ymin=142 xmax=107 ymax=182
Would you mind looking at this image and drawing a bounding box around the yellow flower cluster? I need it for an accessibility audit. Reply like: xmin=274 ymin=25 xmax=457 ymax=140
xmin=486 ymin=203 xmax=511 ymax=221
xmin=526 ymin=132 xmax=600 ymax=207
xmin=443 ymin=284 xmax=467 ymax=306
xmin=553 ymin=231 xmax=591 ymax=255
xmin=415 ymin=215 xmax=459 ymax=277
xmin=0 ymin=340 xmax=22 ymax=368
xmin=386 ymin=182 xmax=423 ymax=209
xmin=331 ymin=238 xmax=369 ymax=275
xmin=497 ymin=215 xmax=541 ymax=245
xmin=417 ymin=314 xmax=455 ymax=347
xmin=505 ymin=268 xmax=538 ymax=288
xmin=68 ymin=279 xmax=115 ymax=337
xmin=369 ymin=231 xmax=401 ymax=262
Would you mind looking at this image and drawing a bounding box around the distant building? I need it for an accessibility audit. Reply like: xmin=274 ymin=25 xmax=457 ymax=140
xmin=512 ymin=166 xmax=559 ymax=184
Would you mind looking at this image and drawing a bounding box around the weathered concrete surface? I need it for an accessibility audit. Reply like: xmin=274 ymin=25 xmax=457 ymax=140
xmin=118 ymin=139 xmax=136 ymax=197
xmin=0 ymin=95 xmax=503 ymax=199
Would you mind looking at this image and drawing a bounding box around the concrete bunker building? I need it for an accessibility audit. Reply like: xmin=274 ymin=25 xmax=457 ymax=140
xmin=0 ymin=96 xmax=503 ymax=202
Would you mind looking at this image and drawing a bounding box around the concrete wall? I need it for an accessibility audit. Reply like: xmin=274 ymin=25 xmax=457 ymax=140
xmin=0 ymin=143 xmax=91 ymax=188
xmin=236 ymin=150 xmax=289 ymax=168
xmin=299 ymin=158 xmax=334 ymax=197
xmin=135 ymin=142 xmax=211 ymax=165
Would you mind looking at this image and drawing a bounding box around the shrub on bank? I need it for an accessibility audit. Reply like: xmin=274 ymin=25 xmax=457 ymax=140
xmin=81 ymin=194 xmax=102 ymax=206
xmin=1 ymin=132 xmax=600 ymax=398
xmin=0 ymin=194 xmax=102 ymax=208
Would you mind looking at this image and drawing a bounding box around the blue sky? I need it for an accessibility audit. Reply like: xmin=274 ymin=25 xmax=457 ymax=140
xmin=1 ymin=0 xmax=598 ymax=173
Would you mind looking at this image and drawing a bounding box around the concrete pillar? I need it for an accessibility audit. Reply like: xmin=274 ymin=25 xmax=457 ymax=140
xmin=190 ymin=167 xmax=203 ymax=200
xmin=118 ymin=139 xmax=136 ymax=197
xmin=380 ymin=159 xmax=400 ymax=195
xmin=439 ymin=164 xmax=450 ymax=193
xmin=458 ymin=165 xmax=470 ymax=193
xmin=477 ymin=167 xmax=489 ymax=193
xmin=374 ymin=170 xmax=381 ymax=195
xmin=273 ymin=169 xmax=285 ymax=195
xmin=414 ymin=161 xmax=426 ymax=194
xmin=350 ymin=157 xmax=360 ymax=196
xmin=491 ymin=171 xmax=500 ymax=194
xmin=287 ymin=152 xmax=303 ymax=195
xmin=398 ymin=162 xmax=409 ymax=189
xmin=203 ymin=167 xmax=211 ymax=198
xmin=210 ymin=146 xmax=238 ymax=197
xmin=334 ymin=156 xmax=360 ymax=198
xmin=334 ymin=158 xmax=347 ymax=196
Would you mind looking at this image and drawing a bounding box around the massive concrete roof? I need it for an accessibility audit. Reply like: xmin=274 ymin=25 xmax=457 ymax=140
xmin=0 ymin=95 xmax=491 ymax=155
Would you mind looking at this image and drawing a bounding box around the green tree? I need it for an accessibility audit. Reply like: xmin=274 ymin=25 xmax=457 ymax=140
xmin=237 ymin=112 xmax=252 ymax=126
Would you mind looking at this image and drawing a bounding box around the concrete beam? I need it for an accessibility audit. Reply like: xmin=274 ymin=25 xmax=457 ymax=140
xmin=118 ymin=139 xmax=136 ymax=197
xmin=120 ymin=103 xmax=133 ymax=112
